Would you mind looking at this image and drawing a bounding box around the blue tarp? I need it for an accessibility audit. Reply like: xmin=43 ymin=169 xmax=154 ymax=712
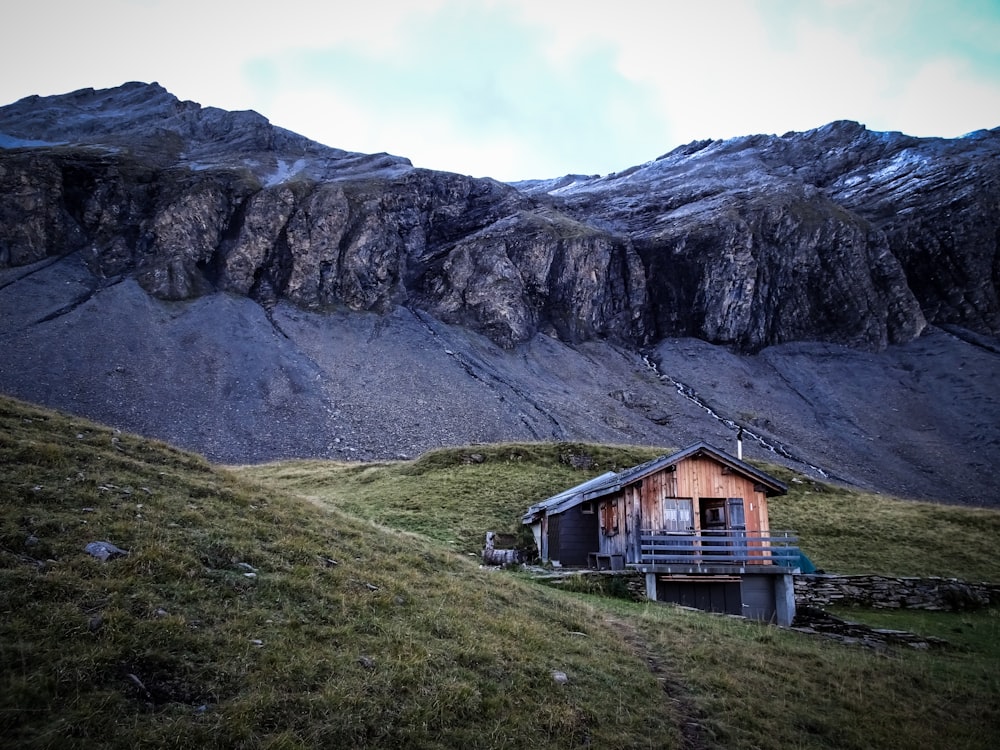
xmin=797 ymin=552 xmax=817 ymax=574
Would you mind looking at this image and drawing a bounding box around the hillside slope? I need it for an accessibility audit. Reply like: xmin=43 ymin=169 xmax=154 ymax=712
xmin=4 ymin=397 xmax=1000 ymax=749
xmin=0 ymin=395 xmax=684 ymax=748
xmin=2 ymin=252 xmax=998 ymax=505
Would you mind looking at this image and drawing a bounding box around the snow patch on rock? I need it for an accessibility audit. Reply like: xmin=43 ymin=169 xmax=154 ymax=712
xmin=263 ymin=158 xmax=308 ymax=187
xmin=0 ymin=132 xmax=64 ymax=149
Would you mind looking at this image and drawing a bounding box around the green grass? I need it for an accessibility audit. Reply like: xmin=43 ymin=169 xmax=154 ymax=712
xmin=0 ymin=398 xmax=681 ymax=749
xmin=235 ymin=442 xmax=665 ymax=555
xmin=604 ymin=596 xmax=1000 ymax=749
xmin=4 ymin=393 xmax=1000 ymax=749
xmin=238 ymin=447 xmax=1000 ymax=582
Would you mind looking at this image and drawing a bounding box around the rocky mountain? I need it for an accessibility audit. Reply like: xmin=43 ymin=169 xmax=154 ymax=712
xmin=1 ymin=82 xmax=998 ymax=506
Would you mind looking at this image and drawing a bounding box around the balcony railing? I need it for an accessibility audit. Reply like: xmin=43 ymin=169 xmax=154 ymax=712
xmin=638 ymin=529 xmax=800 ymax=568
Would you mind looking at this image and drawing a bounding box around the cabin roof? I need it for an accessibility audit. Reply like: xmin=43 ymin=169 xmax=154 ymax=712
xmin=521 ymin=470 xmax=617 ymax=523
xmin=522 ymin=442 xmax=787 ymax=523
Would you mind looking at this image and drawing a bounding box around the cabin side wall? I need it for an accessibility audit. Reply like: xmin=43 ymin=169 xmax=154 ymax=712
xmin=673 ymin=456 xmax=768 ymax=533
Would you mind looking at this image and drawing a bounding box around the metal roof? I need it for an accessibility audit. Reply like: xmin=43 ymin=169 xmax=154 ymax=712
xmin=521 ymin=470 xmax=616 ymax=523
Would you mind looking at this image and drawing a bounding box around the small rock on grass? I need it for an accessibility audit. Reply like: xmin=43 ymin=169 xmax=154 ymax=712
xmin=84 ymin=541 xmax=128 ymax=561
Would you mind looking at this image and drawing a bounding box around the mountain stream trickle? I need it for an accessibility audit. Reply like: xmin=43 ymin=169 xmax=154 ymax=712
xmin=641 ymin=353 xmax=832 ymax=480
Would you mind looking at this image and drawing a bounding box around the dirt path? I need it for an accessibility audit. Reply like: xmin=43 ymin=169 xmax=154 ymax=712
xmin=604 ymin=614 xmax=711 ymax=750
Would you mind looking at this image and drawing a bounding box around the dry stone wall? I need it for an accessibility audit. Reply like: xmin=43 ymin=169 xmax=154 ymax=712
xmin=795 ymin=574 xmax=1000 ymax=611
xmin=538 ymin=572 xmax=1000 ymax=613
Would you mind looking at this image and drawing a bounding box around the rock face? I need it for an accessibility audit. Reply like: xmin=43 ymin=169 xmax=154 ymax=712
xmin=3 ymin=84 xmax=996 ymax=352
xmin=0 ymin=83 xmax=646 ymax=349
xmin=516 ymin=121 xmax=1000 ymax=351
xmin=1 ymin=82 xmax=999 ymax=507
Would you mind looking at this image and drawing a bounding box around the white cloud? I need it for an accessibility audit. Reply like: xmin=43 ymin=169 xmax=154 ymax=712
xmin=2 ymin=0 xmax=998 ymax=179
xmin=263 ymin=84 xmax=529 ymax=178
xmin=881 ymin=57 xmax=1000 ymax=137
xmin=0 ymin=0 xmax=444 ymax=108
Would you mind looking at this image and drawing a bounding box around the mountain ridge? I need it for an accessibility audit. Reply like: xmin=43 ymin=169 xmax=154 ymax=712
xmin=1 ymin=82 xmax=998 ymax=506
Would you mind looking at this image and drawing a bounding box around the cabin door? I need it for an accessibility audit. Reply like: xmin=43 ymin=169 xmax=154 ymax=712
xmin=700 ymin=498 xmax=727 ymax=530
xmin=547 ymin=514 xmax=560 ymax=563
xmin=700 ymin=498 xmax=747 ymax=530
xmin=700 ymin=498 xmax=748 ymax=560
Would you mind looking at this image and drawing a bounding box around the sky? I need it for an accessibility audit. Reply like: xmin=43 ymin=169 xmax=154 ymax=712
xmin=2 ymin=0 xmax=1000 ymax=181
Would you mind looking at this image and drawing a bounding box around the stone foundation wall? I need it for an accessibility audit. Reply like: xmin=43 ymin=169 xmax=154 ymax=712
xmin=795 ymin=574 xmax=1000 ymax=611
xmin=622 ymin=574 xmax=647 ymax=602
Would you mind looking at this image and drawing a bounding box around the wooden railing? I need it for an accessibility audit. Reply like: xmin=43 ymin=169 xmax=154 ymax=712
xmin=638 ymin=529 xmax=800 ymax=568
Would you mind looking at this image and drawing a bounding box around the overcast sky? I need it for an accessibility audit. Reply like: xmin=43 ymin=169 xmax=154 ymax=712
xmin=3 ymin=0 xmax=999 ymax=181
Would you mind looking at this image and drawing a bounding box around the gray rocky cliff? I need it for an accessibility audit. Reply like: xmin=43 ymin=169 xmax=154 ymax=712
xmin=0 ymin=84 xmax=649 ymax=347
xmin=3 ymin=83 xmax=997 ymax=352
xmin=517 ymin=120 xmax=1000 ymax=351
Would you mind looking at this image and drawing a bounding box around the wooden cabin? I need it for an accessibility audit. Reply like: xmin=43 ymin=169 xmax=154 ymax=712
xmin=523 ymin=442 xmax=800 ymax=624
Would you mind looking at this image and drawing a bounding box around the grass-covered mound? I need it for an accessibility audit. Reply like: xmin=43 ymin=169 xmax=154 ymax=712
xmin=236 ymin=442 xmax=666 ymax=555
xmin=239 ymin=440 xmax=1000 ymax=749
xmin=0 ymin=397 xmax=682 ymax=748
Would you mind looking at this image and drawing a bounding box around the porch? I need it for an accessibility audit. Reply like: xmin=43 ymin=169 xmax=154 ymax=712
xmin=630 ymin=529 xmax=801 ymax=626
xmin=630 ymin=529 xmax=801 ymax=573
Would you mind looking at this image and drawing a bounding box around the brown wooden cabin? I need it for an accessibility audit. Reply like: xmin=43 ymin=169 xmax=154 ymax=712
xmin=523 ymin=442 xmax=800 ymax=624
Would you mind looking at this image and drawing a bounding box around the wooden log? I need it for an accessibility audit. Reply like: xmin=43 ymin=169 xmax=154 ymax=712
xmin=482 ymin=531 xmax=522 ymax=566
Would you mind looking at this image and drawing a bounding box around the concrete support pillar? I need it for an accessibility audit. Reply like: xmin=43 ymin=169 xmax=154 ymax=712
xmin=645 ymin=573 xmax=658 ymax=602
xmin=774 ymin=574 xmax=797 ymax=627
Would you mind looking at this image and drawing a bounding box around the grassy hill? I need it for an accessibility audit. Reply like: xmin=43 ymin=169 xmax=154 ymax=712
xmin=3 ymin=394 xmax=999 ymax=748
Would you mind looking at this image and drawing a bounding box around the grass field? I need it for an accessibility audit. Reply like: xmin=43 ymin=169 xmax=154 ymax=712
xmin=3 ymin=394 xmax=999 ymax=748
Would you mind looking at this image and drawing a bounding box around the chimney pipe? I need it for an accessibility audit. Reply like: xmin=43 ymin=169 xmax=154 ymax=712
xmin=737 ymin=425 xmax=744 ymax=460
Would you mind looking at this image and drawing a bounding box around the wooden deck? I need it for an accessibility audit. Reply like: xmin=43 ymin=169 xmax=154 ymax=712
xmin=636 ymin=529 xmax=800 ymax=569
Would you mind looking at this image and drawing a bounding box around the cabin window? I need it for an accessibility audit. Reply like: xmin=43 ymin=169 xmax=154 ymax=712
xmin=580 ymin=501 xmax=595 ymax=514
xmin=662 ymin=498 xmax=694 ymax=532
xmin=600 ymin=500 xmax=619 ymax=536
